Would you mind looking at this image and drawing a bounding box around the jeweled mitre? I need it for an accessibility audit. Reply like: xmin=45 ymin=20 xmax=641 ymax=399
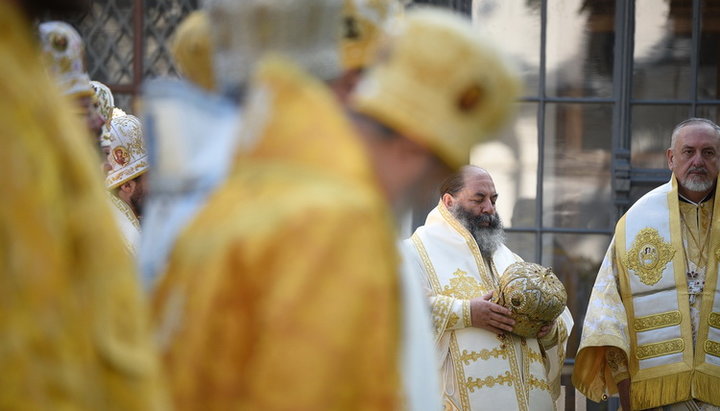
xmin=497 ymin=262 xmax=567 ymax=338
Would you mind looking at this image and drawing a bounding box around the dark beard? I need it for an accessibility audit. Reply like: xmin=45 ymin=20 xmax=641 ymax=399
xmin=449 ymin=203 xmax=505 ymax=260
xmin=130 ymin=184 xmax=145 ymax=219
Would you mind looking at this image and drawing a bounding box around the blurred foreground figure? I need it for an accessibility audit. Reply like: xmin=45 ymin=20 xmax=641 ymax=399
xmin=240 ymin=2 xmax=449 ymax=409
xmin=402 ymin=166 xmax=573 ymax=410
xmin=169 ymin=10 xmax=215 ymax=92
xmin=0 ymin=1 xmax=167 ymax=409
xmin=152 ymin=3 xmax=519 ymax=410
xmin=106 ymin=114 xmax=149 ymax=255
xmin=574 ymin=118 xmax=720 ymax=410
xmin=137 ymin=8 xmax=239 ymax=289
xmin=39 ymin=21 xmax=105 ymax=144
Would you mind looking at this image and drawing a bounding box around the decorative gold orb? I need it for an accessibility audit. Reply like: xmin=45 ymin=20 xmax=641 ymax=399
xmin=496 ymin=262 xmax=567 ymax=338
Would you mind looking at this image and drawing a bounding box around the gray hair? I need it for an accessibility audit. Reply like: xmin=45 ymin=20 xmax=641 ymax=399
xmin=670 ymin=117 xmax=720 ymax=149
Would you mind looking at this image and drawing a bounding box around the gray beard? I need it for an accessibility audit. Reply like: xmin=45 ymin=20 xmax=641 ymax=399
xmin=680 ymin=167 xmax=715 ymax=193
xmin=448 ymin=203 xmax=505 ymax=260
xmin=682 ymin=177 xmax=714 ymax=192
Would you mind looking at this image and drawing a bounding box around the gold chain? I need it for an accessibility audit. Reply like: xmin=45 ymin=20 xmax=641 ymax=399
xmin=679 ymin=205 xmax=711 ymax=267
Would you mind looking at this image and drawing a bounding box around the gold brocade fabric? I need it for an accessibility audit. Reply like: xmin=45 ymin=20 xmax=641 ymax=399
xmin=0 ymin=4 xmax=166 ymax=409
xmin=152 ymin=58 xmax=400 ymax=410
xmin=241 ymin=56 xmax=375 ymax=184
xmin=679 ymin=197 xmax=713 ymax=346
xmin=572 ymin=190 xmax=716 ymax=407
xmin=406 ymin=204 xmax=570 ymax=411
xmin=109 ymin=194 xmax=141 ymax=254
xmin=572 ymin=241 xmax=631 ymax=402
xmin=679 ymin=198 xmax=713 ymax=270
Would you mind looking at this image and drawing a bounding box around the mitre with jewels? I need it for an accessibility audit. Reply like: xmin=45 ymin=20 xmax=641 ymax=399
xmin=91 ymin=80 xmax=114 ymax=145
xmin=351 ymin=7 xmax=521 ymax=169
xmin=496 ymin=262 xmax=567 ymax=338
xmin=39 ymin=21 xmax=93 ymax=98
xmin=105 ymin=114 xmax=148 ymax=189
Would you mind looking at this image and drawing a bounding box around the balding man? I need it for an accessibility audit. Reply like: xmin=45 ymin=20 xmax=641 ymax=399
xmin=402 ymin=166 xmax=573 ymax=411
xmin=574 ymin=118 xmax=720 ymax=410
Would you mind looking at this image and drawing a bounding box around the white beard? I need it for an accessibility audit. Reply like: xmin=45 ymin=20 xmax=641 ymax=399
xmin=682 ymin=176 xmax=714 ymax=192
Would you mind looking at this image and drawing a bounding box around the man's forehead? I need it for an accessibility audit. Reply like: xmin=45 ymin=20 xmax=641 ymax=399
xmin=463 ymin=173 xmax=496 ymax=195
xmin=677 ymin=124 xmax=720 ymax=146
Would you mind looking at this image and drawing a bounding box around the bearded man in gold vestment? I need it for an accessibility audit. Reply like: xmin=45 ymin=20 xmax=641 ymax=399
xmin=151 ymin=2 xmax=520 ymax=410
xmin=574 ymin=118 xmax=720 ymax=411
xmin=0 ymin=0 xmax=167 ymax=409
xmin=402 ymin=166 xmax=573 ymax=411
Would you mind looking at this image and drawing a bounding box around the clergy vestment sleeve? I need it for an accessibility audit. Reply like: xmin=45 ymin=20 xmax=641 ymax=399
xmin=429 ymin=295 xmax=473 ymax=336
xmin=572 ymin=236 xmax=631 ymax=402
xmin=400 ymin=245 xmax=473 ymax=337
xmin=539 ymin=314 xmax=562 ymax=350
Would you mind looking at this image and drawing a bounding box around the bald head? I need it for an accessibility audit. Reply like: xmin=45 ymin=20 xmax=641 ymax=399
xmin=670 ymin=118 xmax=720 ymax=150
xmin=440 ymin=165 xmax=490 ymax=197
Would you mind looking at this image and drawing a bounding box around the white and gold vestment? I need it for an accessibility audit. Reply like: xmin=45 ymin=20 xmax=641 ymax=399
xmin=403 ymin=202 xmax=572 ymax=411
xmin=573 ymin=175 xmax=720 ymax=410
xmin=105 ymin=114 xmax=148 ymax=255
xmin=109 ymin=193 xmax=141 ymax=254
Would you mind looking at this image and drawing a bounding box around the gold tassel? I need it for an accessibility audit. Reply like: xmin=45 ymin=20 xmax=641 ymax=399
xmin=631 ymin=372 xmax=692 ymax=410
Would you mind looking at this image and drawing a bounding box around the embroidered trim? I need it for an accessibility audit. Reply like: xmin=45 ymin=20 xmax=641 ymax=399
xmin=550 ymin=320 xmax=568 ymax=393
xmin=521 ymin=337 xmax=531 ymax=403
xmin=449 ymin=333 xmax=471 ymax=410
xmin=106 ymin=160 xmax=149 ymax=188
xmin=625 ymin=227 xmax=675 ymax=286
xmin=526 ymin=348 xmax=544 ymax=364
xmin=635 ymin=338 xmax=684 ymax=360
xmin=411 ymin=234 xmax=442 ymax=293
xmin=504 ymin=334 xmax=529 ymax=411
xmin=459 ymin=347 xmax=508 ymax=365
xmin=633 ymin=310 xmax=682 ymax=332
xmin=704 ymin=340 xmax=720 ymax=357
xmin=110 ymin=193 xmax=140 ymax=230
xmin=431 ymin=296 xmax=454 ymax=336
xmin=606 ymin=347 xmax=627 ymax=372
xmin=447 ymin=312 xmax=460 ymax=328
xmin=527 ymin=375 xmax=551 ymax=392
xmin=466 ymin=371 xmax=514 ymax=392
xmin=442 ymin=268 xmax=484 ymax=299
xmin=462 ymin=300 xmax=472 ymax=328
xmin=438 ymin=202 xmax=496 ymax=290
xmin=708 ymin=312 xmax=720 ymax=329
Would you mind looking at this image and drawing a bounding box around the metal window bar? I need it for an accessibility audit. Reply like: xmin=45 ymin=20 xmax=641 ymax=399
xmin=536 ymin=0 xmax=548 ymax=264
xmin=691 ymin=0 xmax=701 ymax=116
xmin=73 ymin=0 xmax=199 ymax=111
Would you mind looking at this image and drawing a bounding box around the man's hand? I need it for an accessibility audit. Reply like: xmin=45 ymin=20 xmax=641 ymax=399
xmin=470 ymin=291 xmax=515 ymax=334
xmin=537 ymin=320 xmax=555 ymax=339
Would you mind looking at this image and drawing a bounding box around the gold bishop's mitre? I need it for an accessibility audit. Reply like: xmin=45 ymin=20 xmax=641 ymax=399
xmin=39 ymin=21 xmax=93 ymax=98
xmin=105 ymin=114 xmax=149 ymax=189
xmin=341 ymin=0 xmax=400 ymax=71
xmin=91 ymin=80 xmax=115 ymax=144
xmin=496 ymin=262 xmax=567 ymax=338
xmin=171 ymin=10 xmax=216 ymax=92
xmin=352 ymin=7 xmax=521 ymax=169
